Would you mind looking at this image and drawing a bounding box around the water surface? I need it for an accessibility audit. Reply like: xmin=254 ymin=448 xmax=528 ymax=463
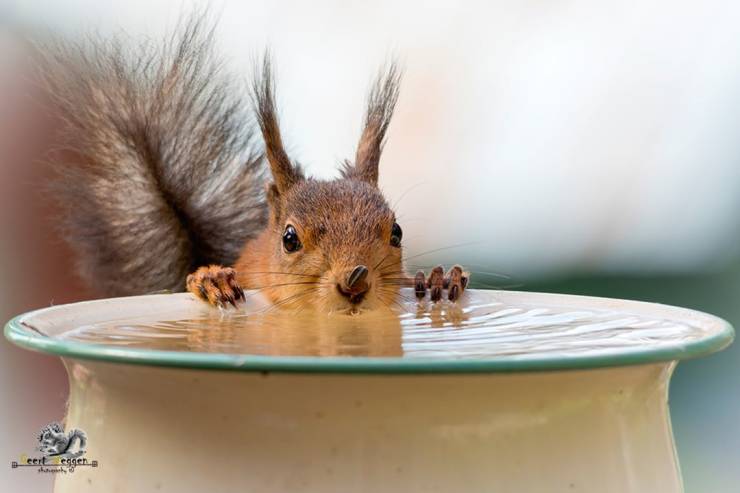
xmin=53 ymin=289 xmax=714 ymax=360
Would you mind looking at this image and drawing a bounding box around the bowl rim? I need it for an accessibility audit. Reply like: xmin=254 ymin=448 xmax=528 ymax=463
xmin=4 ymin=290 xmax=734 ymax=374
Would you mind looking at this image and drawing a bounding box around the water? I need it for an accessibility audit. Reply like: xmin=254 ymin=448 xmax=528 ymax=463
xmin=52 ymin=289 xmax=714 ymax=360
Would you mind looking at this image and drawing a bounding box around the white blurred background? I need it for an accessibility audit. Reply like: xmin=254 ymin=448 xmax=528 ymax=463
xmin=3 ymin=1 xmax=740 ymax=491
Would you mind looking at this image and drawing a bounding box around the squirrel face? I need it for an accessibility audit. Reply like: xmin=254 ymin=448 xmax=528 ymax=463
xmin=264 ymin=178 xmax=404 ymax=312
xmin=234 ymin=58 xmax=406 ymax=313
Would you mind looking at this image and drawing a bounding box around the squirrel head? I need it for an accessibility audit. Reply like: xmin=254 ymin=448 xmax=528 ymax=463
xmin=248 ymin=58 xmax=404 ymax=313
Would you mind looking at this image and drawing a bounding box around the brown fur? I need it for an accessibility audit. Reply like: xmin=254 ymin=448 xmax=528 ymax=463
xmin=191 ymin=56 xmax=468 ymax=312
xmin=341 ymin=63 xmax=401 ymax=185
xmin=235 ymin=58 xmax=407 ymax=312
xmin=234 ymin=179 xmax=405 ymax=312
xmin=39 ymin=15 xmax=266 ymax=296
xmin=41 ymin=13 xmax=467 ymax=310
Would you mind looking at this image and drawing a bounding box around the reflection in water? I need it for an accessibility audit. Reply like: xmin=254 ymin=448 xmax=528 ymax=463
xmin=56 ymin=289 xmax=711 ymax=359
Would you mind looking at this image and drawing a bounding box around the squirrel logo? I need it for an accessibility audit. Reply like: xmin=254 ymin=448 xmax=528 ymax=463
xmin=36 ymin=422 xmax=87 ymax=459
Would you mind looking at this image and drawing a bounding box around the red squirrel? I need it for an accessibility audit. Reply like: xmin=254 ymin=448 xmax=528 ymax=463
xmin=40 ymin=16 xmax=469 ymax=313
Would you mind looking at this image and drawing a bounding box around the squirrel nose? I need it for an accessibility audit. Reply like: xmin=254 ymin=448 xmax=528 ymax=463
xmin=347 ymin=265 xmax=369 ymax=288
xmin=337 ymin=265 xmax=370 ymax=304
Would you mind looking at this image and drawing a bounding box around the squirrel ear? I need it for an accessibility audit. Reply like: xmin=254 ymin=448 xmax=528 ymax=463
xmin=265 ymin=183 xmax=283 ymax=221
xmin=252 ymin=53 xmax=303 ymax=193
xmin=341 ymin=62 xmax=401 ymax=186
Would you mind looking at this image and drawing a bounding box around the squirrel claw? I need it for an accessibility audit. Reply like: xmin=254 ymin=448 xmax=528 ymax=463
xmin=415 ymin=264 xmax=469 ymax=303
xmin=414 ymin=271 xmax=427 ymax=299
xmin=445 ymin=265 xmax=467 ymax=302
xmin=429 ymin=266 xmax=445 ymax=302
xmin=186 ymin=265 xmax=244 ymax=309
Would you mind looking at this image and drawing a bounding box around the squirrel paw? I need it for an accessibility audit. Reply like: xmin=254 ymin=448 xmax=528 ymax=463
xmin=186 ymin=265 xmax=244 ymax=308
xmin=414 ymin=265 xmax=469 ymax=303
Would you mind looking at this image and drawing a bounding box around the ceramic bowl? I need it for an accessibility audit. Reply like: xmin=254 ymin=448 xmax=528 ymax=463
xmin=5 ymin=289 xmax=733 ymax=492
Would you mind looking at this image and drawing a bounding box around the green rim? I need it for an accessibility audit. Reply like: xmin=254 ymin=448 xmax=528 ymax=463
xmin=4 ymin=293 xmax=735 ymax=374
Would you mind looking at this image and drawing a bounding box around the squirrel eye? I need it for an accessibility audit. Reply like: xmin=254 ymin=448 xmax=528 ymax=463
xmin=282 ymin=225 xmax=302 ymax=253
xmin=390 ymin=222 xmax=403 ymax=247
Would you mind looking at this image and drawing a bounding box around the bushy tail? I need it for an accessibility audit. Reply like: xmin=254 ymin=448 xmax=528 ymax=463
xmin=37 ymin=15 xmax=267 ymax=296
xmin=63 ymin=430 xmax=87 ymax=458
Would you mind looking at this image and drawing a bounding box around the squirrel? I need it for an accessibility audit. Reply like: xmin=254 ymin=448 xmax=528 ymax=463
xmin=39 ymin=15 xmax=469 ymax=313
xmin=37 ymin=423 xmax=86 ymax=459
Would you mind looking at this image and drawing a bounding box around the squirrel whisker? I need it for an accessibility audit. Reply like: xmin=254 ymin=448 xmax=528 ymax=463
xmin=376 ymin=286 xmax=415 ymax=309
xmin=263 ymin=287 xmax=323 ymax=313
xmin=379 ymin=281 xmax=415 ymax=287
xmin=260 ymin=274 xmax=332 ymax=313
xmin=379 ymin=241 xmax=484 ymax=275
xmin=389 ymin=180 xmax=430 ymax=211
xmin=373 ymin=252 xmax=393 ymax=271
xmin=239 ymin=271 xmax=321 ymax=279
xmin=251 ymin=281 xmax=323 ymax=288
xmin=407 ymin=264 xmax=512 ymax=280
xmin=373 ymin=292 xmax=402 ymax=313
xmin=242 ymin=281 xmax=323 ymax=297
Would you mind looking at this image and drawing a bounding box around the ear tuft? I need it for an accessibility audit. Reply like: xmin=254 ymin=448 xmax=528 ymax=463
xmin=341 ymin=62 xmax=402 ymax=186
xmin=264 ymin=182 xmax=283 ymax=221
xmin=251 ymin=52 xmax=304 ymax=193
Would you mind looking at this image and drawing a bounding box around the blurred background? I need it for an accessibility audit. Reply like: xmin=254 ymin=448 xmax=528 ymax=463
xmin=2 ymin=0 xmax=740 ymax=491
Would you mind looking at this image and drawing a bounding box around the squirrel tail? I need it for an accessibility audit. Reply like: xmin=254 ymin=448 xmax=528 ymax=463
xmin=64 ymin=430 xmax=87 ymax=458
xmin=37 ymin=15 xmax=267 ymax=296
